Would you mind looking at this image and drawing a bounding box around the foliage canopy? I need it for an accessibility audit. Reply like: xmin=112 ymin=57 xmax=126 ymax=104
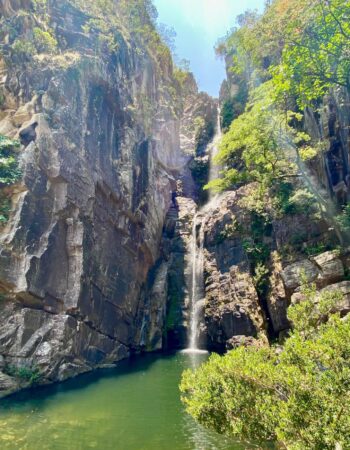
xmin=181 ymin=285 xmax=350 ymax=449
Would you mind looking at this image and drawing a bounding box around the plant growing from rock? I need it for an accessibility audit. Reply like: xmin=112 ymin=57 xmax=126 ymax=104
xmin=4 ymin=365 xmax=42 ymax=386
xmin=0 ymin=134 xmax=21 ymax=223
xmin=33 ymin=27 xmax=58 ymax=53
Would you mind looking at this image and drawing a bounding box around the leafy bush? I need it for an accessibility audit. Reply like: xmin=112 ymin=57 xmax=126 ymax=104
xmin=0 ymin=134 xmax=21 ymax=186
xmin=273 ymin=183 xmax=317 ymax=217
xmin=5 ymin=365 xmax=42 ymax=385
xmin=271 ymin=0 xmax=350 ymax=108
xmin=303 ymin=242 xmax=327 ymax=257
xmin=0 ymin=134 xmax=21 ymax=224
xmin=11 ymin=39 xmax=36 ymax=59
xmin=0 ymin=195 xmax=11 ymax=224
xmin=181 ymin=285 xmax=350 ymax=449
xmin=32 ymin=0 xmax=48 ymax=10
xmin=33 ymin=27 xmax=58 ymax=53
xmin=335 ymin=204 xmax=350 ymax=232
xmin=219 ymin=0 xmax=350 ymax=108
xmin=253 ymin=262 xmax=270 ymax=297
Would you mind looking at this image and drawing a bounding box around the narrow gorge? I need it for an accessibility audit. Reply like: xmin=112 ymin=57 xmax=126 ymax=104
xmin=0 ymin=0 xmax=350 ymax=449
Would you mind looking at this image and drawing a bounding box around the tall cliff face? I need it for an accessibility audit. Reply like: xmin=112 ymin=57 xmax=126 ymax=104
xmin=191 ymin=45 xmax=350 ymax=352
xmin=304 ymin=87 xmax=350 ymax=206
xmin=0 ymin=0 xmax=194 ymax=395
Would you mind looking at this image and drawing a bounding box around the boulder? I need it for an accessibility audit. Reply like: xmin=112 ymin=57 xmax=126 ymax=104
xmin=0 ymin=372 xmax=18 ymax=398
xmin=281 ymin=259 xmax=319 ymax=291
xmin=281 ymin=251 xmax=344 ymax=293
xmin=312 ymin=251 xmax=344 ymax=286
xmin=226 ymin=335 xmax=258 ymax=350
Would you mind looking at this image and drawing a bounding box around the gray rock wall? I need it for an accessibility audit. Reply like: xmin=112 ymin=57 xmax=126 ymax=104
xmin=0 ymin=0 xmax=187 ymax=395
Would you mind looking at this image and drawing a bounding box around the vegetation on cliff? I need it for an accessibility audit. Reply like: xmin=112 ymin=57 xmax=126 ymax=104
xmin=203 ymin=0 xmax=350 ymax=312
xmin=181 ymin=283 xmax=350 ymax=449
xmin=0 ymin=134 xmax=21 ymax=224
xmin=212 ymin=0 xmax=350 ymax=194
xmin=182 ymin=1 xmax=350 ymax=448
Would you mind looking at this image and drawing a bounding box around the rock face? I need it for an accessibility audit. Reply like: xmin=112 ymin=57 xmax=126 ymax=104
xmin=1 ymin=0 xmax=349 ymax=399
xmin=186 ymin=187 xmax=350 ymax=350
xmin=201 ymin=193 xmax=268 ymax=351
xmin=304 ymin=88 xmax=350 ymax=206
xmin=0 ymin=0 xmax=193 ymax=395
xmin=161 ymin=196 xmax=197 ymax=348
xmin=281 ymin=251 xmax=344 ymax=292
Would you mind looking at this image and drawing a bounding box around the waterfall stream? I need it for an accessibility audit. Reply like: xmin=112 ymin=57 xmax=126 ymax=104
xmin=184 ymin=108 xmax=222 ymax=352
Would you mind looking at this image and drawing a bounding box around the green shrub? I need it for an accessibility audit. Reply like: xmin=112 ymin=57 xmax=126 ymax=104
xmin=0 ymin=195 xmax=11 ymax=224
xmin=0 ymin=134 xmax=21 ymax=186
xmin=4 ymin=365 xmax=42 ymax=385
xmin=0 ymin=134 xmax=21 ymax=224
xmin=33 ymin=27 xmax=58 ymax=53
xmin=11 ymin=39 xmax=36 ymax=59
xmin=273 ymin=183 xmax=317 ymax=217
xmin=220 ymin=98 xmax=246 ymax=132
xmin=303 ymin=242 xmax=327 ymax=257
xmin=32 ymin=0 xmax=48 ymax=10
xmin=253 ymin=262 xmax=270 ymax=296
xmin=216 ymin=219 xmax=242 ymax=244
xmin=335 ymin=204 xmax=350 ymax=232
xmin=181 ymin=286 xmax=350 ymax=449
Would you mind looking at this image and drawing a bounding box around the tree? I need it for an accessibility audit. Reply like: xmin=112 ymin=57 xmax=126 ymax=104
xmin=206 ymin=81 xmax=313 ymax=193
xmin=271 ymin=0 xmax=350 ymax=107
xmin=218 ymin=0 xmax=350 ymax=108
xmin=180 ymin=285 xmax=350 ymax=449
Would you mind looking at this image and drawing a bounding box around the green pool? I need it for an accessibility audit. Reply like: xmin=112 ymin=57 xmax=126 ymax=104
xmin=0 ymin=352 xmax=246 ymax=450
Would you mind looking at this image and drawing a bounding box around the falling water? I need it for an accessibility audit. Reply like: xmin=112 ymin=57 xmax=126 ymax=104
xmin=187 ymin=215 xmax=206 ymax=351
xmin=184 ymin=107 xmax=222 ymax=353
xmin=208 ymin=106 xmax=223 ymax=198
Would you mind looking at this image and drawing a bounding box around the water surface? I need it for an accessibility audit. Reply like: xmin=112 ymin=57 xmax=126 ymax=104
xmin=0 ymin=352 xmax=247 ymax=450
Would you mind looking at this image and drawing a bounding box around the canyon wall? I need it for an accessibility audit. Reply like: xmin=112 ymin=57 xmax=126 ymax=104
xmin=0 ymin=0 xmax=217 ymax=396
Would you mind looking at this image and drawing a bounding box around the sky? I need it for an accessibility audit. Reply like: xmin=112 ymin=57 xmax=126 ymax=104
xmin=153 ymin=0 xmax=265 ymax=97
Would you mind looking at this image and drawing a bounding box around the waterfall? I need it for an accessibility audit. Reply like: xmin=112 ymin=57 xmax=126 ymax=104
xmin=183 ymin=107 xmax=222 ymax=353
xmin=187 ymin=215 xmax=205 ymax=350
xmin=208 ymin=106 xmax=222 ymax=198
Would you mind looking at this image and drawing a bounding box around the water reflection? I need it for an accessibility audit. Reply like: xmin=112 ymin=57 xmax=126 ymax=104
xmin=0 ymin=353 xmax=245 ymax=450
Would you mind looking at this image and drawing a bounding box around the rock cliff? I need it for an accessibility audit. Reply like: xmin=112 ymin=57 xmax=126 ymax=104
xmin=1 ymin=0 xmax=349 ymax=398
xmin=0 ymin=0 xmax=216 ymax=396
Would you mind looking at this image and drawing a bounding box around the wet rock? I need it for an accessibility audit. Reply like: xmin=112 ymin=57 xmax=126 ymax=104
xmin=205 ymin=256 xmax=267 ymax=351
xmin=162 ymin=197 xmax=197 ymax=349
xmin=0 ymin=302 xmax=129 ymax=383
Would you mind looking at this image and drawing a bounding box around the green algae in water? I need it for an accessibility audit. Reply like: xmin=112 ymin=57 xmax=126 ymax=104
xmin=0 ymin=352 xmax=249 ymax=450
